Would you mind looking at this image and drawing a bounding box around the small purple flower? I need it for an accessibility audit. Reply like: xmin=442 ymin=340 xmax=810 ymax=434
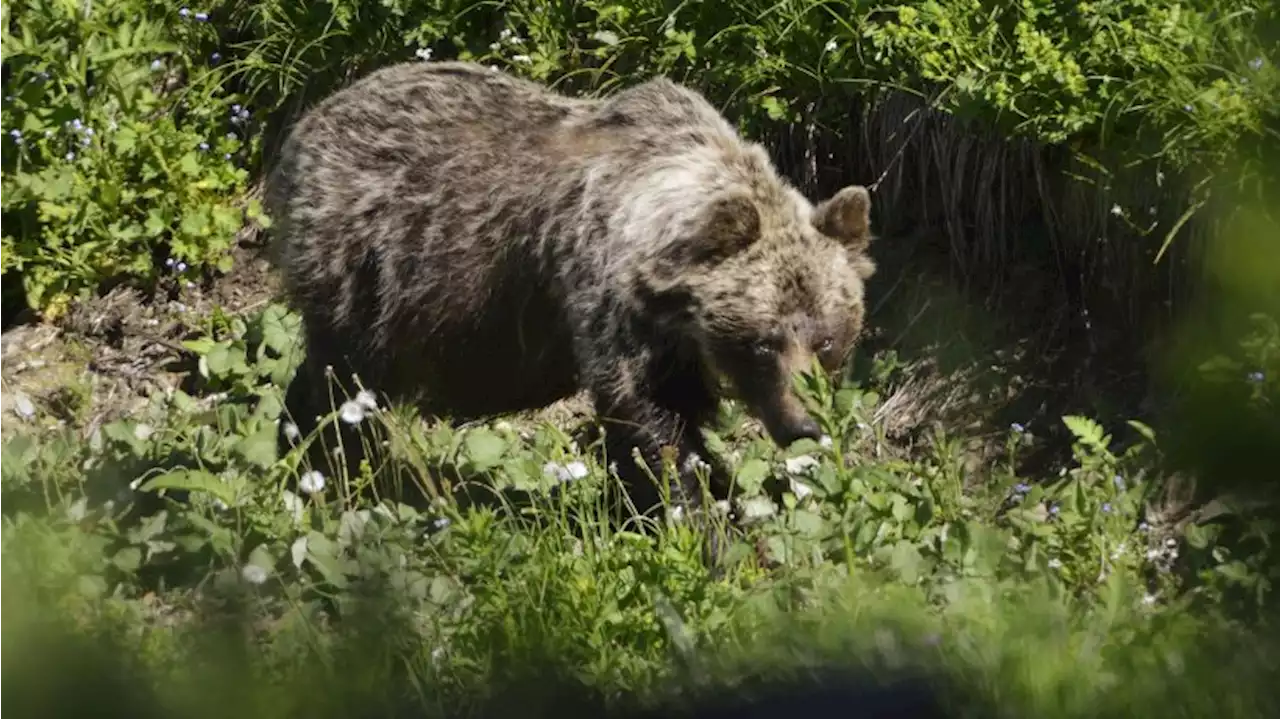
xmin=231 ymin=104 xmax=241 ymax=114
xmin=1248 ymin=371 xmax=1264 ymax=383
xmin=1049 ymin=503 xmax=1060 ymax=516
xmin=179 ymin=7 xmax=190 ymax=17
xmin=65 ymin=151 xmax=75 ymax=161
xmin=175 ymin=261 xmax=188 ymax=273
xmin=83 ymin=127 xmax=94 ymax=137
xmin=1011 ymin=422 xmax=1025 ymax=433
xmin=223 ymin=152 xmax=232 ymax=160
xmin=198 ymin=141 xmax=210 ymax=151
xmin=1183 ymin=104 xmax=1193 ymax=112
xmin=80 ymin=136 xmax=91 ymax=147
xmin=151 ymin=59 xmax=163 ymax=71
xmin=166 ymin=257 xmax=176 ymax=268
xmin=1113 ymin=474 xmax=1125 ymax=490
xmin=1249 ymin=57 xmax=1264 ymax=71
xmin=8 ymin=129 xmax=21 ymax=140
xmin=1102 ymin=503 xmax=1112 ymax=514
xmin=195 ymin=11 xmax=208 ymax=22
xmin=1014 ymin=482 xmax=1031 ymax=495
xmin=1138 ymin=521 xmax=1150 ymax=532
xmin=70 ymin=118 xmax=82 ymax=131
xmin=210 ymin=52 xmax=222 ymax=64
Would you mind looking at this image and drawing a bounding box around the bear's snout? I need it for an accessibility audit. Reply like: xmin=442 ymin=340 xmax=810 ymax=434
xmin=771 ymin=414 xmax=823 ymax=447
xmin=756 ymin=393 xmax=823 ymax=448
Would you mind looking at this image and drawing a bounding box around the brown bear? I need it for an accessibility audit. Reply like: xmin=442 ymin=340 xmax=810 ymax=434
xmin=265 ymin=60 xmax=878 ymax=517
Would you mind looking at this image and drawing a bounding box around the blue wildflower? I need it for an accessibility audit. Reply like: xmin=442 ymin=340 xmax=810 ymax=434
xmin=195 ymin=11 xmax=208 ymax=21
xmin=198 ymin=141 xmax=210 ymax=151
xmin=179 ymin=7 xmax=190 ymax=17
xmin=151 ymin=59 xmax=163 ymax=71
xmin=1011 ymin=422 xmax=1025 ymax=433
xmin=1113 ymin=474 xmax=1125 ymax=490
xmin=175 ymin=261 xmax=188 ymax=273
xmin=211 ymin=52 xmax=222 ymax=64
xmin=1102 ymin=503 xmax=1112 ymax=514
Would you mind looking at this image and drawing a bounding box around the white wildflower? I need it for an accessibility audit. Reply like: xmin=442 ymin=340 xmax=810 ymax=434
xmin=298 ymin=470 xmax=326 ymax=495
xmin=282 ymin=422 xmax=301 ymax=443
xmin=824 ymin=39 xmax=838 ymax=52
xmin=511 ymin=54 xmax=532 ymax=64
xmin=1048 ymin=558 xmax=1062 ymax=569
xmin=355 ymin=388 xmax=378 ymax=411
xmin=241 ymin=564 xmax=268 ymax=585
xmin=415 ymin=47 xmax=433 ymax=61
xmin=543 ymin=460 xmax=589 ymax=483
xmin=339 ymin=400 xmax=365 ymax=424
xmin=818 ymin=434 xmax=833 ymax=449
xmin=670 ymin=505 xmax=685 ymax=522
xmin=433 ymin=517 xmax=451 ymax=531
xmin=133 ymin=423 xmax=154 ymax=441
xmin=1110 ymin=204 xmax=1123 ymax=217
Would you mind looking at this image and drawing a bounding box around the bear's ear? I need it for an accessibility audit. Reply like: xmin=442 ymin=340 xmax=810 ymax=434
xmin=643 ymin=191 xmax=761 ymax=294
xmin=813 ymin=185 xmax=872 ymax=251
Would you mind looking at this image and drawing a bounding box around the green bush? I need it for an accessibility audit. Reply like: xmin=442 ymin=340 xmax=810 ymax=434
xmin=3 ymin=0 xmax=1275 ymax=316
xmin=1 ymin=0 xmax=260 ymax=320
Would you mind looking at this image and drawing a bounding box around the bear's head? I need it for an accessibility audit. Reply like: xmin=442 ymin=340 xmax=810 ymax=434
xmin=639 ymin=182 xmax=878 ymax=448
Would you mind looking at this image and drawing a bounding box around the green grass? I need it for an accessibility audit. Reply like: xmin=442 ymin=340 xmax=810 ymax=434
xmin=3 ymin=298 xmax=1278 ymax=718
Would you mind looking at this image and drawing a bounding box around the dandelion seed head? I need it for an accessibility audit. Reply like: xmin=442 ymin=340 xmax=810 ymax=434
xmin=339 ymin=400 xmax=365 ymax=425
xmin=241 ymin=564 xmax=268 ymax=585
xmin=298 ymin=470 xmax=326 ymax=495
xmin=355 ymin=389 xmax=378 ymax=411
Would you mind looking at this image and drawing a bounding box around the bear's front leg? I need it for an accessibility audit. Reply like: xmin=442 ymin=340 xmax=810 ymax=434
xmin=590 ymin=372 xmax=718 ymax=519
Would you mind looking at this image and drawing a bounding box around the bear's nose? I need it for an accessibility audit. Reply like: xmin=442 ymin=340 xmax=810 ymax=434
xmin=774 ymin=415 xmax=823 ymax=447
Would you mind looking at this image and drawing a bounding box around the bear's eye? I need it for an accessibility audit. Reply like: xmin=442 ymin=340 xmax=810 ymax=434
xmin=752 ymin=334 xmax=784 ymax=358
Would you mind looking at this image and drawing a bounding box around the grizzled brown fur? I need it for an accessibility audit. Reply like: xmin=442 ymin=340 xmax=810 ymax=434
xmin=266 ymin=60 xmax=878 ymax=513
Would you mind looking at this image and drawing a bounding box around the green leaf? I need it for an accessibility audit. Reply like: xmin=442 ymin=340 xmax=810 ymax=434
xmin=463 ymin=428 xmax=507 ymax=472
xmin=1062 ymin=415 xmax=1106 ymax=450
xmin=735 ymin=458 xmax=771 ymax=495
xmin=138 ymin=469 xmax=238 ymax=506
xmin=888 ymin=540 xmax=924 ymax=584
xmin=235 ymin=424 xmax=279 ymax=469
xmin=112 ymin=547 xmax=142 ymax=573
